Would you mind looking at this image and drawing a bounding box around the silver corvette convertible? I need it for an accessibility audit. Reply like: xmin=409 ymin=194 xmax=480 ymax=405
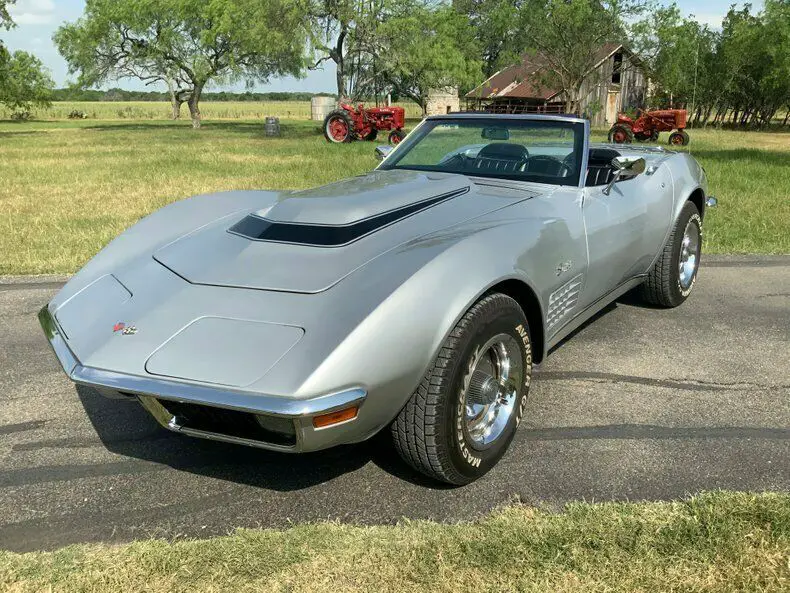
xmin=40 ymin=114 xmax=715 ymax=484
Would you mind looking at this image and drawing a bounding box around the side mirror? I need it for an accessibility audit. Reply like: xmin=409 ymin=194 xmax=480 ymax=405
xmin=375 ymin=145 xmax=393 ymax=161
xmin=603 ymin=156 xmax=646 ymax=195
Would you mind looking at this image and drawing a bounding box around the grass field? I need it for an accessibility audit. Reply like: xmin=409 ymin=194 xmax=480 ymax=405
xmin=0 ymin=117 xmax=788 ymax=275
xmin=0 ymin=100 xmax=426 ymax=121
xmin=2 ymin=492 xmax=789 ymax=592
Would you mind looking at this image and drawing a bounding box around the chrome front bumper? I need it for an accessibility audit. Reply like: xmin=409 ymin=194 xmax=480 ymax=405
xmin=39 ymin=306 xmax=367 ymax=452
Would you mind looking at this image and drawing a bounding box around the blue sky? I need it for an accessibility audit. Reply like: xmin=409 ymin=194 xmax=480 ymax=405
xmin=2 ymin=0 xmax=762 ymax=93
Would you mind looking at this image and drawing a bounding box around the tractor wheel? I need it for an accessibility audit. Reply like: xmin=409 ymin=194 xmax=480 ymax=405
xmin=608 ymin=124 xmax=634 ymax=144
xmin=363 ymin=129 xmax=378 ymax=141
xmin=389 ymin=129 xmax=406 ymax=145
xmin=324 ymin=110 xmax=354 ymax=143
xmin=668 ymin=131 xmax=690 ymax=146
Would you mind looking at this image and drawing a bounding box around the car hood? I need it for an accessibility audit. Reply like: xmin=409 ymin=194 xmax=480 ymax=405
xmin=154 ymin=169 xmax=541 ymax=293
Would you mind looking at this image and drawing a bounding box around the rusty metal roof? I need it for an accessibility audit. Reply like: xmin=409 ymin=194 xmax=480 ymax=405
xmin=466 ymin=43 xmax=625 ymax=100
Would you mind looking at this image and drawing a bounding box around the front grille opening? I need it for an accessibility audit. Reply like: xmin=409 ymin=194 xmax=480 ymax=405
xmin=157 ymin=399 xmax=296 ymax=447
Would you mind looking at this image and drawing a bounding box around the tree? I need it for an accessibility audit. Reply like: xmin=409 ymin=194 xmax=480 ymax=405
xmin=376 ymin=5 xmax=482 ymax=113
xmin=0 ymin=0 xmax=13 ymax=30
xmin=1 ymin=0 xmax=16 ymax=85
xmin=307 ymin=0 xmax=385 ymax=99
xmin=631 ymin=5 xmax=718 ymax=111
xmin=1 ymin=1 xmax=54 ymax=115
xmin=452 ymin=0 xmax=521 ymax=77
xmin=54 ymin=0 xmax=308 ymax=128
xmin=516 ymin=0 xmax=650 ymax=114
xmin=0 ymin=50 xmax=55 ymax=113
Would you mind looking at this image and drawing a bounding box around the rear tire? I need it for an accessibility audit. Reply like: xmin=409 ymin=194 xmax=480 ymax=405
xmin=324 ymin=110 xmax=354 ymax=143
xmin=641 ymin=201 xmax=702 ymax=307
xmin=608 ymin=124 xmax=634 ymax=144
xmin=388 ymin=129 xmax=406 ymax=144
xmin=668 ymin=130 xmax=690 ymax=146
xmin=391 ymin=293 xmax=533 ymax=485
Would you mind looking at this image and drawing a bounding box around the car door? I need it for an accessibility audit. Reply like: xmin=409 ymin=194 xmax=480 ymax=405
xmin=580 ymin=161 xmax=674 ymax=308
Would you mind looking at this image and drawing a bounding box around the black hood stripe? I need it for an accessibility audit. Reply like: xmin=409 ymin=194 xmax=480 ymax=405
xmin=228 ymin=186 xmax=470 ymax=247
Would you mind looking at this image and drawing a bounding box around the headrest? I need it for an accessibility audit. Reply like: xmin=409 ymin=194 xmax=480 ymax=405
xmin=478 ymin=142 xmax=529 ymax=160
xmin=588 ymin=147 xmax=621 ymax=162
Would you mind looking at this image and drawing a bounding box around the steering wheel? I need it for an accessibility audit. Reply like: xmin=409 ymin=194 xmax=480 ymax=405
xmin=527 ymin=155 xmax=573 ymax=177
xmin=437 ymin=152 xmax=470 ymax=170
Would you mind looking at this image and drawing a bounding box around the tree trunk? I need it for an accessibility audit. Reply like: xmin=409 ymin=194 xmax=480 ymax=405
xmin=334 ymin=30 xmax=347 ymax=101
xmin=782 ymin=110 xmax=790 ymax=127
xmin=167 ymin=78 xmax=180 ymax=120
xmin=188 ymin=84 xmax=203 ymax=129
xmin=336 ymin=62 xmax=346 ymax=100
xmin=171 ymin=98 xmax=183 ymax=120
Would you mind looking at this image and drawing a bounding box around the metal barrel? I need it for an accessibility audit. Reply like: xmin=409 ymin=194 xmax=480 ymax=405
xmin=311 ymin=96 xmax=337 ymax=121
xmin=264 ymin=116 xmax=280 ymax=137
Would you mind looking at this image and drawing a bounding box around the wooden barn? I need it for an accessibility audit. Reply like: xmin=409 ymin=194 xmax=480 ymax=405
xmin=465 ymin=43 xmax=647 ymax=126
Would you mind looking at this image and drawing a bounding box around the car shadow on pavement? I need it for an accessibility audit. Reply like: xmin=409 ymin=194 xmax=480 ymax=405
xmin=75 ymin=385 xmax=449 ymax=490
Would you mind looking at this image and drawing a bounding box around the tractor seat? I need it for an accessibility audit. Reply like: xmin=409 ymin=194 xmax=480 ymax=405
xmin=585 ymin=148 xmax=620 ymax=187
xmin=474 ymin=143 xmax=529 ymax=173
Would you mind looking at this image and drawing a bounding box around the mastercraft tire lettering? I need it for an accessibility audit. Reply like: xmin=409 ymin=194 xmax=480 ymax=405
xmin=392 ymin=293 xmax=533 ymax=485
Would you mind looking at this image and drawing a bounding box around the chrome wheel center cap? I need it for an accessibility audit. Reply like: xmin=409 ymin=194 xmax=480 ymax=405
xmin=463 ymin=334 xmax=524 ymax=449
xmin=678 ymin=220 xmax=700 ymax=290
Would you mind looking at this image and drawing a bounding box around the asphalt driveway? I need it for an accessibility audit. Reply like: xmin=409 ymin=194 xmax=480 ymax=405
xmin=1 ymin=256 xmax=788 ymax=552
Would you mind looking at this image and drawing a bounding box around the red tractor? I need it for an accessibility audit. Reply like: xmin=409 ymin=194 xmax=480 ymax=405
xmin=608 ymin=108 xmax=690 ymax=146
xmin=323 ymin=103 xmax=406 ymax=145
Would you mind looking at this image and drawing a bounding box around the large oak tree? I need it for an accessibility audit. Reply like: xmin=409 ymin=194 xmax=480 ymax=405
xmin=55 ymin=0 xmax=309 ymax=128
xmin=307 ymin=0 xmax=385 ymax=100
xmin=376 ymin=4 xmax=482 ymax=113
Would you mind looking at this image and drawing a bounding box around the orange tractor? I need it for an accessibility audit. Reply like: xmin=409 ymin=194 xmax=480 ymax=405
xmin=323 ymin=103 xmax=407 ymax=145
xmin=608 ymin=108 xmax=690 ymax=146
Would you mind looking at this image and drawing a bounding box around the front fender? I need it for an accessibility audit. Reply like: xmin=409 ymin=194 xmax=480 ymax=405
xmin=296 ymin=217 xmax=546 ymax=431
xmin=668 ymin=153 xmax=708 ymax=223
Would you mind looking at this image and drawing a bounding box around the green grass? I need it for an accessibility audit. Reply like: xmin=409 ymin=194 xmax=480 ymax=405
xmin=0 ymin=100 xmax=426 ymax=121
xmin=0 ymin=118 xmax=787 ymax=275
xmin=1 ymin=492 xmax=789 ymax=592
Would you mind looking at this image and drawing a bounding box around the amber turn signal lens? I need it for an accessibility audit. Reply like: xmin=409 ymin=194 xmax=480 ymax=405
xmin=312 ymin=406 xmax=358 ymax=429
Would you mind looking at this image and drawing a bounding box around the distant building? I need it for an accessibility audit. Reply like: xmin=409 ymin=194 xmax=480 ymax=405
xmin=465 ymin=43 xmax=647 ymax=126
xmin=426 ymin=87 xmax=460 ymax=116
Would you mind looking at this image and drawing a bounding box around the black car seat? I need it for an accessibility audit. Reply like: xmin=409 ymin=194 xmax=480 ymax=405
xmin=474 ymin=143 xmax=529 ymax=173
xmin=586 ymin=147 xmax=621 ymax=186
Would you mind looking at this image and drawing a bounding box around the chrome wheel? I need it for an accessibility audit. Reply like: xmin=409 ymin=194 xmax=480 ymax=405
xmin=463 ymin=334 xmax=524 ymax=449
xmin=678 ymin=219 xmax=700 ymax=289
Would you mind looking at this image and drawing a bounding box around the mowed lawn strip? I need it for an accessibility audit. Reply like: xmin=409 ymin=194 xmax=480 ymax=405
xmin=2 ymin=492 xmax=789 ymax=592
xmin=1 ymin=118 xmax=788 ymax=275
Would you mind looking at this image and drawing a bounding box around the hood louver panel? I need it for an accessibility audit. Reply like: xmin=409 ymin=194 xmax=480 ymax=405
xmin=227 ymin=187 xmax=469 ymax=247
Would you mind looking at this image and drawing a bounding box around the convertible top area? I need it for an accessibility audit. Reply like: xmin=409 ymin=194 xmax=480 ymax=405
xmin=379 ymin=114 xmax=588 ymax=187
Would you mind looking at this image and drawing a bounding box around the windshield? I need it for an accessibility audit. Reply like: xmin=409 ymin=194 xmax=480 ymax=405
xmin=379 ymin=117 xmax=584 ymax=186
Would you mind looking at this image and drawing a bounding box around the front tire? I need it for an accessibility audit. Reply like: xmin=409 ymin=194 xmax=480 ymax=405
xmin=642 ymin=201 xmax=702 ymax=307
xmin=392 ymin=293 xmax=533 ymax=485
